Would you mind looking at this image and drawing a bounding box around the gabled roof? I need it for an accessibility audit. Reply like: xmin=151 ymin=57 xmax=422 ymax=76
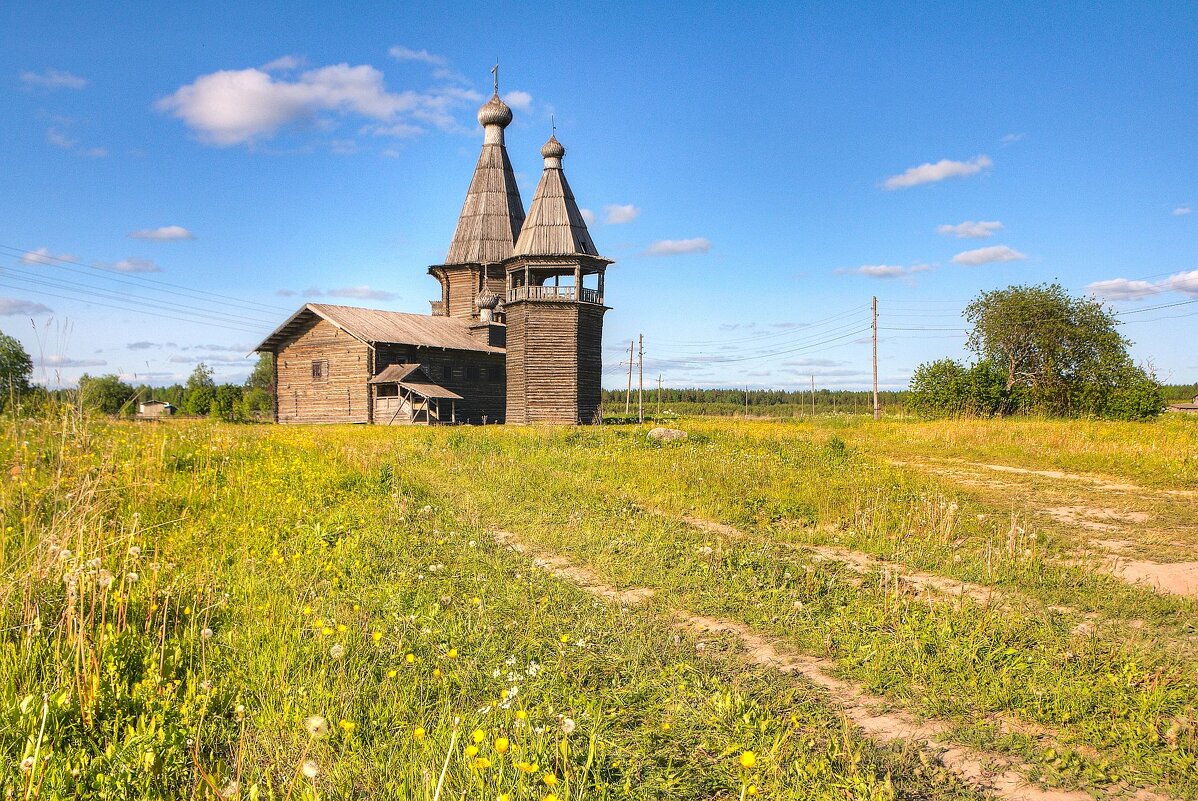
xmin=254 ymin=304 xmax=503 ymax=354
xmin=445 ymin=95 xmax=526 ymax=265
xmin=368 ymin=363 xmax=462 ymax=400
xmin=513 ymin=136 xmax=599 ymax=258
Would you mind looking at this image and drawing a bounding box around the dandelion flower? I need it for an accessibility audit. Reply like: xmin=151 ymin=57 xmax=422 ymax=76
xmin=372 ymin=631 xmax=382 ymax=643
xmin=559 ymin=634 xmax=569 ymax=643
xmin=336 ymin=624 xmax=347 ymax=633
xmin=433 ymin=668 xmax=443 ymax=678
xmin=220 ymin=780 xmax=239 ymax=798
xmin=338 ymin=719 xmax=354 ymax=733
xmin=542 ymin=774 xmax=558 ymax=787
xmin=98 ymin=570 xmax=114 ymax=589
xmin=20 ymin=756 xmax=34 ymax=773
xmin=304 ymin=715 xmax=329 ymax=738
xmin=747 ymin=785 xmax=758 ymax=796
xmin=473 ymin=757 xmax=492 ymax=769
xmin=446 ymin=648 xmax=458 ymax=659
xmin=413 ymin=726 xmax=425 ymax=742
xmin=406 ymin=653 xmax=416 ymax=664
xmin=494 ymin=737 xmax=510 ymax=754
xmin=387 ymin=669 xmax=397 ymax=678
xmin=322 ymin=627 xmax=334 ymax=636
xmin=301 ymin=760 xmax=319 ymax=778
xmin=739 ymin=751 xmax=756 ymax=769
xmin=516 ymin=710 xmax=528 ymax=721
xmin=128 ymin=545 xmax=142 ymax=557
xmin=329 ymin=643 xmax=345 ymax=660
xmin=465 ymin=745 xmax=479 ymax=758
xmin=201 ymin=627 xmax=214 ymax=640
xmin=472 ymin=728 xmax=486 ymax=744
xmin=127 ymin=572 xmax=139 ymax=584
xmin=560 ymin=718 xmax=576 ymax=735
xmin=302 ymin=606 xmax=312 ymax=615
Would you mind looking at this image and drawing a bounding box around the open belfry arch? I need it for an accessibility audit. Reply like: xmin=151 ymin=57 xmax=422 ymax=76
xmin=255 ymin=68 xmax=611 ymax=425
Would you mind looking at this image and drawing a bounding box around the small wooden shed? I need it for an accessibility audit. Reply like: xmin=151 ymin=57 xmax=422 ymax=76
xmin=137 ymin=400 xmax=176 ymax=419
xmin=369 ymin=364 xmax=462 ymax=425
xmin=1168 ymin=393 xmax=1198 ymax=413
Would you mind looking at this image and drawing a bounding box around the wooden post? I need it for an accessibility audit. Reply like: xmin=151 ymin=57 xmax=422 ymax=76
xmin=625 ymin=340 xmax=634 ymax=414
xmin=637 ymin=334 xmax=644 ymax=423
xmin=810 ymin=375 xmax=816 ymax=416
xmin=745 ymin=385 xmax=749 ymax=415
xmin=657 ymin=374 xmax=663 ymax=418
xmin=598 ymin=269 xmax=605 ymax=303
xmin=872 ymin=296 xmax=880 ymax=420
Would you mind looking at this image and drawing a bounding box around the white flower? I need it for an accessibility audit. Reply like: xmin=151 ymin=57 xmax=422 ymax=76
xmin=97 ymin=570 xmax=114 ymax=588
xmin=201 ymin=627 xmax=214 ymax=639
xmin=329 ymin=644 xmax=345 ymax=660
xmin=304 ymin=715 xmax=329 ymax=738
xmin=560 ymin=717 xmax=576 ymax=735
xmin=126 ymin=572 xmax=139 ymax=584
xmin=58 ymin=549 xmax=73 ymax=561
xmin=128 ymin=546 xmax=142 ymax=558
xmin=301 ymin=760 xmax=319 ymax=778
xmin=20 ymin=756 xmax=34 ymax=773
xmin=220 ymin=780 xmax=239 ymax=798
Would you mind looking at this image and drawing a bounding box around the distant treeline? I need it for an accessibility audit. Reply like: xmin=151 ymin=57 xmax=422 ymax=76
xmin=600 ymin=387 xmax=908 ymax=417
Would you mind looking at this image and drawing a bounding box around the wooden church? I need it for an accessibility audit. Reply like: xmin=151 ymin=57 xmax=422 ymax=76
xmin=255 ymin=84 xmax=610 ymax=425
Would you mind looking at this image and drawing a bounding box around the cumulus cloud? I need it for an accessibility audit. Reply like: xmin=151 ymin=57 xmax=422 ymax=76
xmin=951 ymin=245 xmax=1026 ymax=266
xmin=21 ymin=247 xmax=74 ymax=265
xmin=36 ymin=355 xmax=106 ymax=368
xmin=1085 ymin=278 xmax=1161 ymax=301
xmin=837 ymin=264 xmax=933 ymax=278
xmin=579 ymin=208 xmax=596 ymax=226
xmin=1174 ymin=206 xmax=1192 ymax=216
xmin=156 ymin=63 xmax=479 ymax=146
xmin=503 ymin=90 xmax=532 ymax=111
xmin=0 ymin=297 xmax=52 ymax=315
xmin=937 ymin=220 xmax=1002 ymax=239
xmin=99 ymin=258 xmax=161 ymax=273
xmin=645 ymin=238 xmax=711 ymax=256
xmin=604 ymin=204 xmax=640 ymax=224
xmin=21 ymin=68 xmax=87 ymax=90
xmin=127 ymin=341 xmax=159 ymax=350
xmin=128 ymin=225 xmax=194 ymax=241
xmin=262 ymin=55 xmax=304 ymax=72
xmin=387 ymin=46 xmax=447 ymax=66
xmin=883 ymin=155 xmax=992 ymax=190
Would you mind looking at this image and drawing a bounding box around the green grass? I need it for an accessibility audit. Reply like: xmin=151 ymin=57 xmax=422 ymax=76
xmin=2 ymin=414 xmax=980 ymax=800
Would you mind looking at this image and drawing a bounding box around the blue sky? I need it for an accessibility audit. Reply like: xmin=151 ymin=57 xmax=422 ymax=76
xmin=2 ymin=2 xmax=1196 ymax=390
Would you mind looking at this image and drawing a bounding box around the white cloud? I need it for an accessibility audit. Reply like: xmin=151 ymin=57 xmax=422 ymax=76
xmin=1001 ymin=133 xmax=1026 ymax=145
xmin=1087 ymin=270 xmax=1198 ymax=301
xmin=504 ymin=90 xmax=532 ymax=111
xmin=262 ymin=55 xmax=304 ymax=72
xmin=883 ymin=155 xmax=992 ymax=190
xmin=328 ymin=286 xmax=399 ymax=301
xmin=387 ymin=46 xmax=447 ymax=66
xmin=21 ymin=247 xmax=74 ymax=265
xmin=101 ymin=258 xmax=161 ymax=273
xmin=157 ymin=63 xmax=478 ymax=146
xmin=169 ymin=354 xmax=246 ymax=364
xmin=951 ymin=245 xmax=1026 ymax=266
xmin=127 ymin=341 xmax=159 ymax=350
xmin=645 ymin=238 xmax=712 ymax=256
xmin=1085 ymin=278 xmax=1161 ymax=301
xmin=1173 ymin=206 xmax=1192 ymax=216
xmin=276 ymin=289 xmax=298 ymax=297
xmin=579 ymin=208 xmax=596 ymax=226
xmin=37 ymin=355 xmax=106 ymax=368
xmin=937 ymin=220 xmax=1002 ymax=239
xmin=128 ymin=225 xmax=194 ymax=241
xmin=604 ymin=204 xmax=640 ymax=224
xmin=21 ymin=69 xmax=88 ymax=90
xmin=0 ymin=297 xmax=52 ymax=315
xmin=45 ymin=127 xmax=107 ymax=158
xmin=838 ymin=263 xmax=933 ymax=278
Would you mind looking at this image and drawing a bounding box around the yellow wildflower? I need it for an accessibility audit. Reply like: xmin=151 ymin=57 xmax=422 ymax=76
xmin=739 ymin=751 xmax=756 ymax=769
xmin=372 ymin=631 xmax=382 ymax=643
xmin=516 ymin=711 xmax=527 ymax=721
xmin=464 ymin=745 xmax=479 ymax=758
xmin=387 ymin=669 xmax=397 ymax=678
xmin=472 ymin=729 xmax=485 ymax=744
xmin=339 ymin=720 xmax=355 ymax=733
xmin=473 ymin=757 xmax=492 ymax=770
xmin=446 ymin=648 xmax=458 ymax=659
xmin=542 ymin=774 xmax=558 ymax=787
xmin=494 ymin=737 xmax=510 ymax=754
xmin=413 ymin=726 xmax=425 ymax=742
xmin=406 ymin=653 xmax=416 ymax=664
xmin=433 ymin=668 xmax=443 ymax=678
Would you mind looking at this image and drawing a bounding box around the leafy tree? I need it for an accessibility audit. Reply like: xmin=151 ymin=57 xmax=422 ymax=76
xmin=965 ymin=283 xmax=1135 ymax=416
xmin=78 ymin=374 xmax=136 ymax=415
xmin=183 ymin=363 xmax=217 ymax=415
xmin=242 ymin=387 xmax=273 ymax=416
xmin=247 ymin=353 xmax=273 ymax=392
xmin=0 ymin=329 xmax=33 ymax=413
xmin=908 ymin=358 xmax=1006 ymax=418
xmin=211 ymin=384 xmax=245 ymax=422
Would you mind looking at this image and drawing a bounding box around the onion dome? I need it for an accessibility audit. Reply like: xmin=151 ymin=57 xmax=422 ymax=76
xmin=540 ymin=135 xmax=565 ymax=160
xmin=477 ymin=94 xmax=513 ymax=128
xmin=475 ymin=291 xmax=501 ymax=310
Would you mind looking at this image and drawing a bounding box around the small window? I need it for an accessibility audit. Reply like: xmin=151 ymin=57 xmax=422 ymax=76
xmin=465 ymin=366 xmax=481 ymax=383
xmin=311 ymin=360 xmax=327 ymax=381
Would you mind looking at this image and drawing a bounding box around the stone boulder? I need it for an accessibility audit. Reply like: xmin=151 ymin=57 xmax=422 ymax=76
xmin=647 ymin=427 xmax=688 ymax=443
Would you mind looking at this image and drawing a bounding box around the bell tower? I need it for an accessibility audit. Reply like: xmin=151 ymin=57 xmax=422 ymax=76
xmin=504 ymin=135 xmax=611 ymax=424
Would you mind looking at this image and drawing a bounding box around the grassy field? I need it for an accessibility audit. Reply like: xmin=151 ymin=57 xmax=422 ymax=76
xmin=3 ymin=411 xmax=1196 ymax=799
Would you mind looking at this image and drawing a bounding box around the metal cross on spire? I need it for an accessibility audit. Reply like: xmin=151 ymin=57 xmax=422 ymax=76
xmin=491 ymin=60 xmax=499 ymax=95
xmin=551 ymin=114 xmax=556 ymax=135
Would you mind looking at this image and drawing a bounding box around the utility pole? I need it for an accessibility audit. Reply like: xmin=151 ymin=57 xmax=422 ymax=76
xmin=745 ymin=385 xmax=750 ymax=415
xmin=637 ymin=334 xmax=644 ymax=423
xmin=872 ymin=296 xmax=880 ymax=420
xmin=811 ymin=375 xmax=816 ymax=416
xmin=625 ymin=340 xmax=634 ymax=415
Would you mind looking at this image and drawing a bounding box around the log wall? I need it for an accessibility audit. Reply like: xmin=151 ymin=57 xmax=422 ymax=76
xmin=373 ymin=344 xmax=506 ymax=423
xmin=505 ymin=300 xmax=606 ymax=425
xmin=276 ymin=318 xmax=371 ymax=424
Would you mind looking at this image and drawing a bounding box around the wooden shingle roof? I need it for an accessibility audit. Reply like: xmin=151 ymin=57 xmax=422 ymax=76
xmin=254 ymin=304 xmax=503 ymax=354
xmin=445 ymin=95 xmax=526 ymax=265
xmin=367 ymin=363 xmax=462 ymax=400
xmin=513 ymin=136 xmax=599 ymax=258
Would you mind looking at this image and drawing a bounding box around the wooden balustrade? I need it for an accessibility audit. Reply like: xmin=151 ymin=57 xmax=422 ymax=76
xmin=508 ymin=285 xmax=602 ymax=304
